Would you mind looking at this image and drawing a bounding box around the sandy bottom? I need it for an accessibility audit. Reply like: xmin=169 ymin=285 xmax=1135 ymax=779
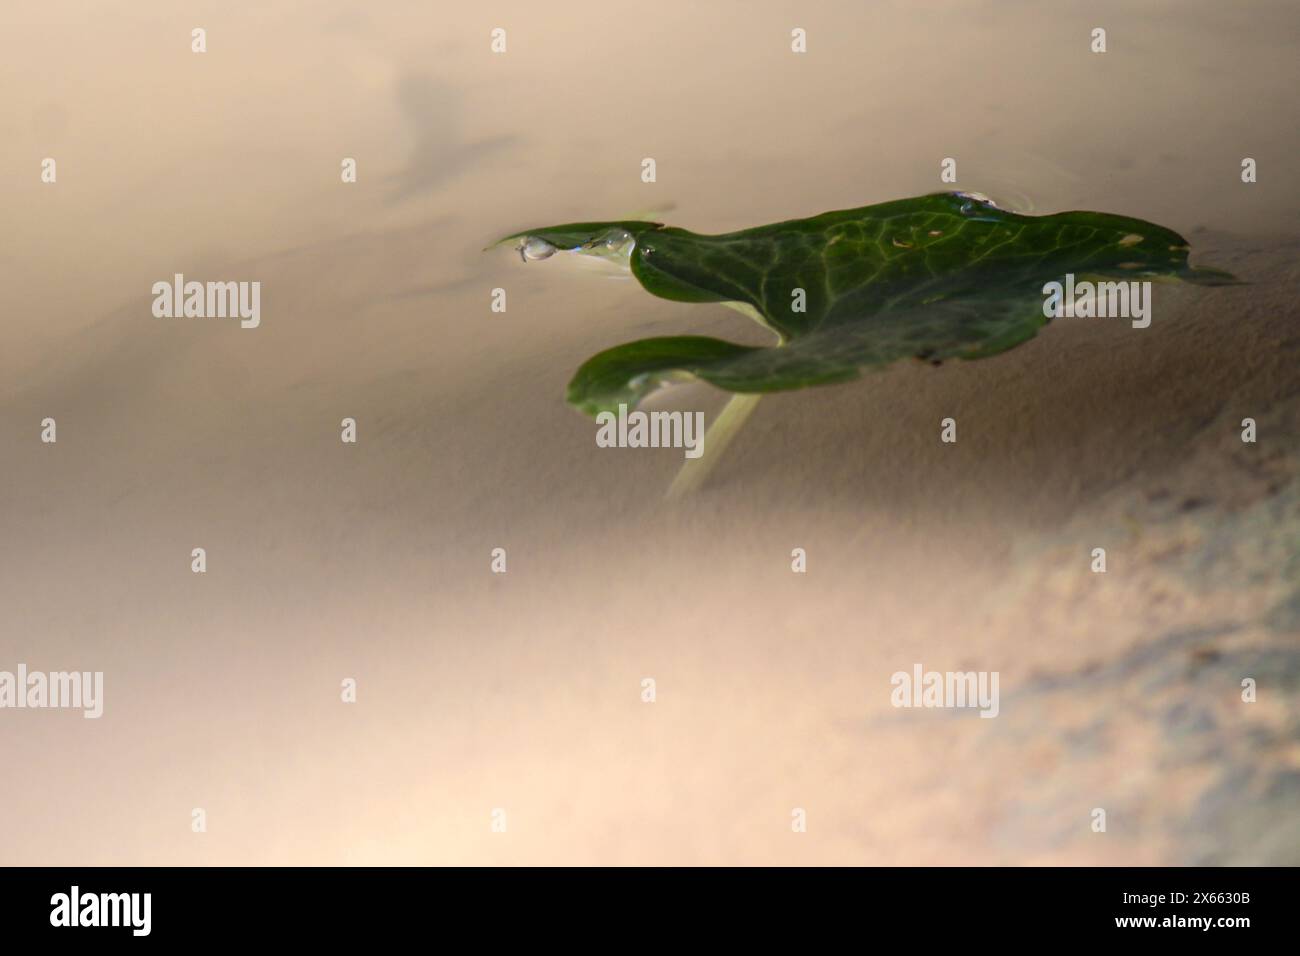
xmin=1 ymin=1 xmax=1297 ymax=865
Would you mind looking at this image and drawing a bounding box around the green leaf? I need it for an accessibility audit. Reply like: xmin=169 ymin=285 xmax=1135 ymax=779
xmin=496 ymin=192 xmax=1236 ymax=416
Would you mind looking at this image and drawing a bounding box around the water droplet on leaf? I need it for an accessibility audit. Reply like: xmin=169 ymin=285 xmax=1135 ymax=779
xmin=520 ymin=237 xmax=557 ymax=262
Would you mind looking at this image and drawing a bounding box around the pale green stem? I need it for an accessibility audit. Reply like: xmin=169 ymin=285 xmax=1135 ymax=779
xmin=666 ymin=392 xmax=763 ymax=500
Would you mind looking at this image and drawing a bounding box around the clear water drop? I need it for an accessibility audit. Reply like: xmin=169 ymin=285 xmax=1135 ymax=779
xmin=519 ymin=236 xmax=557 ymax=262
xmin=603 ymin=230 xmax=635 ymax=256
xmin=580 ymin=228 xmax=636 ymax=261
xmin=955 ymin=191 xmax=998 ymax=216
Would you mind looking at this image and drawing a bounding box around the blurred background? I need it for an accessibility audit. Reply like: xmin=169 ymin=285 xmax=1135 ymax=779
xmin=1 ymin=0 xmax=1297 ymax=864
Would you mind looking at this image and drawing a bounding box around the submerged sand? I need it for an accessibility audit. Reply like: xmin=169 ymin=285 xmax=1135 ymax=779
xmin=1 ymin=1 xmax=1297 ymax=864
